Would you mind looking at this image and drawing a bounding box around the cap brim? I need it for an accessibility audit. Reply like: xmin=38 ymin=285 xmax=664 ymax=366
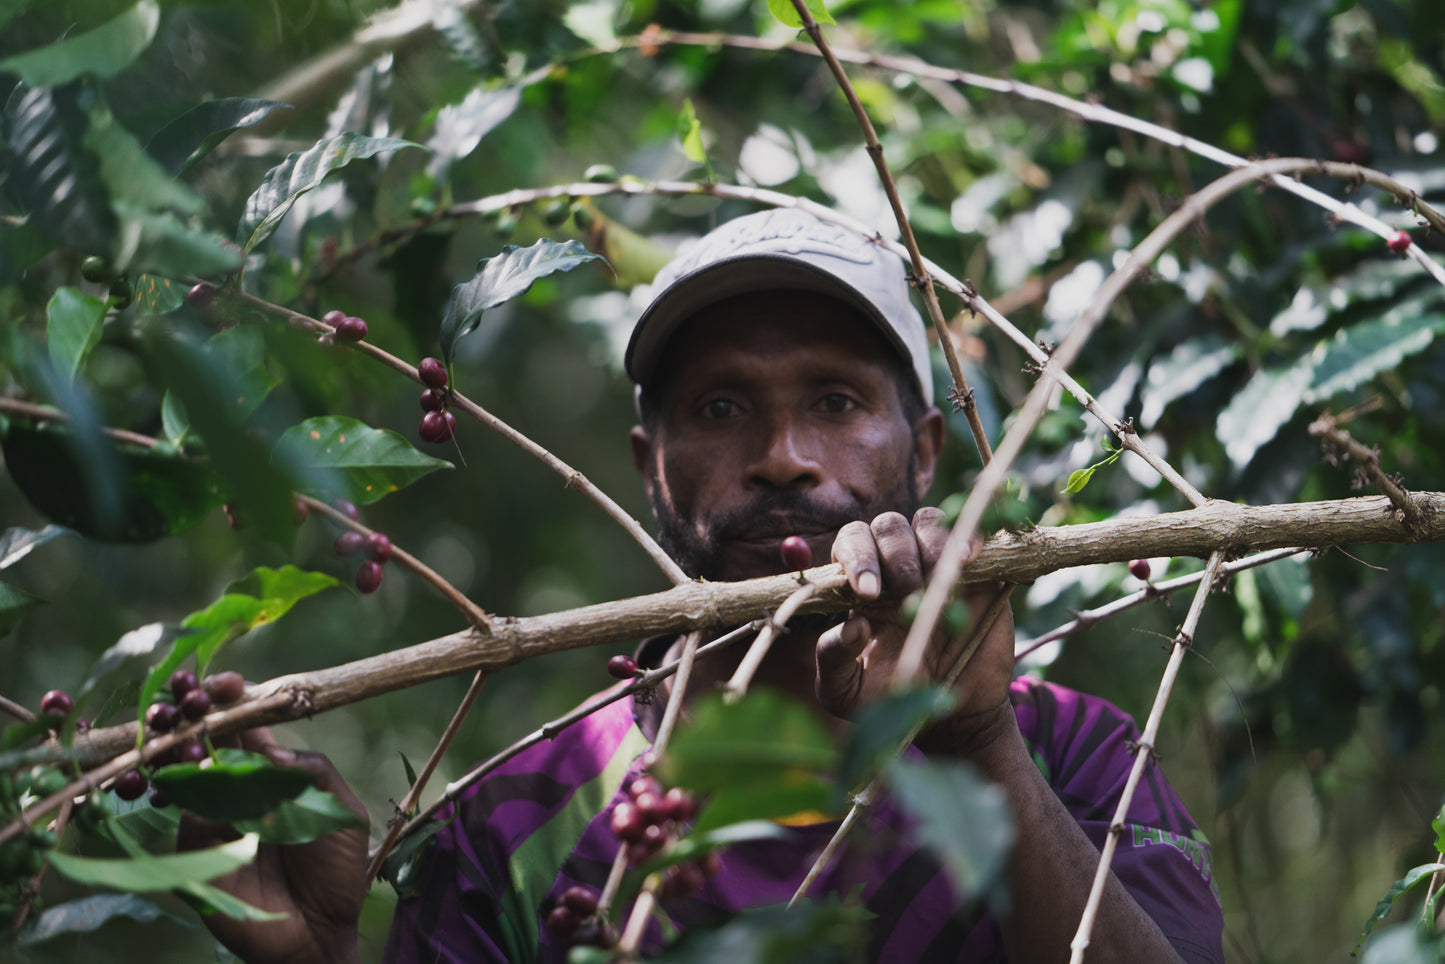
xmin=626 ymin=254 xmax=915 ymax=390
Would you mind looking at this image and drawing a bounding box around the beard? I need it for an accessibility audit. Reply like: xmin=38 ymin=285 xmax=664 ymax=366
xmin=648 ymin=457 xmax=920 ymax=583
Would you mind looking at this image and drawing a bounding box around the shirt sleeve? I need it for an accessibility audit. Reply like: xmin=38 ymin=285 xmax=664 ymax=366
xmin=383 ymin=803 xmax=520 ymax=964
xmin=1010 ymin=677 xmax=1225 ymax=964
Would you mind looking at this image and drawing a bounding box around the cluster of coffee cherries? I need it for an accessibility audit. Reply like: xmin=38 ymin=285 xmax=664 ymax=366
xmin=318 ymin=309 xmax=369 ymax=346
xmin=329 ymin=498 xmax=392 ymax=594
xmin=416 ymin=357 xmax=456 ymax=444
xmin=611 ymin=775 xmax=710 ymax=888
xmin=543 ymin=884 xmax=613 ymax=949
xmin=111 ymin=669 xmax=246 ymax=806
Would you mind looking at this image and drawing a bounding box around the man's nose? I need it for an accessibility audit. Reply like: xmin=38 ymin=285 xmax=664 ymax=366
xmin=743 ymin=412 xmax=823 ymax=490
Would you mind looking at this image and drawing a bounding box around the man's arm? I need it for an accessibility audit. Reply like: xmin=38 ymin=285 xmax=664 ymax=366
xmin=176 ymin=727 xmax=368 ymax=964
xmin=818 ymin=508 xmax=1206 ymax=964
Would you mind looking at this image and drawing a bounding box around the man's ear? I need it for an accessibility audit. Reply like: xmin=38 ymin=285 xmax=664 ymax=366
xmin=912 ymin=407 xmax=945 ymax=497
xmin=630 ymin=425 xmax=655 ymax=498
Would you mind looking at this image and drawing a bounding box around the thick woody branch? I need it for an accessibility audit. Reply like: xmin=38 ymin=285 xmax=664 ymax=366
xmin=27 ymin=492 xmax=1444 ymax=774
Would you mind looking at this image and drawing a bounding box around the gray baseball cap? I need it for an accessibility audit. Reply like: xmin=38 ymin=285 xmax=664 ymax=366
xmin=625 ymin=209 xmax=934 ymax=403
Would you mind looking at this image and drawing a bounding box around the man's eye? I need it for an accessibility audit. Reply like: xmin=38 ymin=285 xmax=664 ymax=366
xmin=819 ymin=393 xmax=856 ymax=414
xmin=701 ymin=398 xmax=738 ymax=419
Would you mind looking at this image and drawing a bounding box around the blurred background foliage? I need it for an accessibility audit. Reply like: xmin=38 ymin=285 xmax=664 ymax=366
xmin=2 ymin=0 xmax=1445 ymax=960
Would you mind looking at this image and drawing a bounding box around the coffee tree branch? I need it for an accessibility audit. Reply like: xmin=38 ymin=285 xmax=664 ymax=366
xmin=17 ymin=491 xmax=1439 ymax=779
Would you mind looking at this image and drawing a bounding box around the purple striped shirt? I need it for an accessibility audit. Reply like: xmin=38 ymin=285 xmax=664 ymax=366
xmin=386 ymin=677 xmax=1223 ymax=963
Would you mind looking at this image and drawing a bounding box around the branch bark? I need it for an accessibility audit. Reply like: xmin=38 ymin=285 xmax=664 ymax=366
xmin=36 ymin=492 xmax=1444 ymax=770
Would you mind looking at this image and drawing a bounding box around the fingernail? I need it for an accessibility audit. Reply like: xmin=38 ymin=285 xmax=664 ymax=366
xmin=858 ymin=572 xmax=880 ymax=597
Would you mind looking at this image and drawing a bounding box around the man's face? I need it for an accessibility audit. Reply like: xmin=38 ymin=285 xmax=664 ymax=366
xmin=631 ymin=290 xmax=942 ymax=582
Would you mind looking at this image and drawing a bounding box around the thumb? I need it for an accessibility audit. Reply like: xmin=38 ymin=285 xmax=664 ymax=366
xmin=815 ymin=614 xmax=871 ymax=717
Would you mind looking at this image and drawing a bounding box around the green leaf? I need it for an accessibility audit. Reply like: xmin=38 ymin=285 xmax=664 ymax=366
xmin=1062 ymin=466 xmax=1096 ymax=494
xmin=562 ymin=1 xmax=620 ymax=49
xmin=0 ymin=1 xmax=160 ymax=87
xmin=400 ymin=751 xmax=418 ymax=788
xmin=2 ymin=83 xmax=117 ymax=254
xmin=151 ymin=749 xmax=315 ymax=822
xmin=102 ymin=819 xmax=285 ymax=923
xmin=133 ymin=274 xmax=187 ymax=315
xmin=274 ymin=416 xmax=452 ymax=505
xmin=85 ymin=104 xmax=203 ymax=218
xmin=47 ymin=831 xmax=260 ymax=892
xmin=1302 ymin=308 xmax=1445 ymax=404
xmin=884 ymin=757 xmax=1014 ymax=902
xmin=147 ymin=98 xmax=292 ymax=176
xmin=837 ymin=686 xmax=956 ymax=793
xmin=16 ymin=894 xmax=173 ymax=945
xmin=425 ymin=85 xmax=520 ymax=180
xmin=766 ymin=0 xmax=835 ymax=28
xmin=1354 ymin=862 xmax=1445 ymax=953
xmin=1215 ymin=358 xmax=1313 ymax=470
xmin=439 ymin=239 xmax=604 ymax=363
xmin=1138 ymin=335 xmax=1241 ymax=429
xmin=115 ymin=203 xmax=242 ymax=280
xmin=676 ymin=98 xmax=713 ymax=180
xmin=0 ymin=580 xmax=43 ymax=639
xmin=77 ymin=622 xmax=177 ymax=701
xmin=651 ymin=899 xmax=867 ymax=964
xmin=46 ymin=287 xmax=107 ymax=385
xmin=137 ymin=565 xmax=337 ymax=718
xmin=238 ymin=133 xmax=421 ymax=254
xmin=380 ymin=820 xmax=444 ymax=900
xmin=140 ymin=325 xmax=294 ymax=541
xmin=234 ymin=786 xmax=365 ymax=844
xmin=0 ymin=424 xmax=223 ymax=543
xmin=660 ymin=690 xmax=839 ymax=833
xmin=0 ymin=524 xmax=67 ymax=570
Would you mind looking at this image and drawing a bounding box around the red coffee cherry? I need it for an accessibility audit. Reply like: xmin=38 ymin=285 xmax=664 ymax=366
xmin=628 ymin=776 xmax=662 ymax=801
xmin=780 ymin=535 xmax=813 ymax=571
xmin=187 ymin=282 xmax=217 ymax=309
xmin=321 ymin=309 xmax=346 ymax=327
xmin=148 ymin=787 xmax=171 ymax=809
xmin=180 ymin=689 xmax=212 ymax=721
xmin=39 ymin=690 xmax=73 ymax=718
xmin=356 ymin=560 xmax=384 ymax=594
xmin=204 ymin=671 xmax=245 ymax=705
xmin=334 ymin=531 xmax=367 ymax=557
xmin=114 ymin=770 xmax=148 ymax=801
xmin=419 ymin=410 xmax=457 ymax=444
xmin=145 ymin=702 xmax=181 ymax=733
xmin=1128 ymin=558 xmax=1152 ymax=581
xmin=545 ymin=905 xmax=579 ymax=939
xmin=1388 ymin=230 xmax=1412 ymax=255
xmin=607 ymin=655 xmax=638 ymax=680
xmin=561 ymin=885 xmax=599 ymax=916
xmin=610 ymin=802 xmax=645 ymax=843
xmin=292 ymin=499 xmax=310 ymax=525
xmin=663 ymin=787 xmax=696 ymax=822
xmin=335 ymin=316 xmax=368 ymax=341
xmin=333 ymin=498 xmax=360 ymax=522
xmin=175 ymin=739 xmax=208 ymax=764
xmin=169 ymin=669 xmax=199 ymax=701
xmin=418 ymin=357 xmax=448 ymax=389
xmin=419 ymin=388 xmax=447 ymax=412
xmin=366 ymin=533 xmax=393 ymax=563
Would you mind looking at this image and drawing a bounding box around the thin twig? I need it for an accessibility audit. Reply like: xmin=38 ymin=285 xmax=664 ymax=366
xmin=788 ymin=0 xmax=993 ymax=466
xmin=892 ymin=158 xmax=1347 ymax=686
xmin=235 ymin=291 xmax=689 ymax=587
xmin=1013 ymin=548 xmax=1308 ymax=661
xmin=722 ymin=582 xmax=818 ymax=702
xmin=365 ymin=669 xmax=490 ymax=881
xmin=1068 ymin=551 xmax=1226 ymax=963
xmin=787 ymin=586 xmax=1015 ymax=907
xmin=390 ymin=623 xmax=758 ymax=845
xmin=0 ymin=695 xmax=36 ymax=723
xmin=0 ymin=397 xmax=167 ymax=450
xmin=300 ymin=495 xmax=493 ymax=631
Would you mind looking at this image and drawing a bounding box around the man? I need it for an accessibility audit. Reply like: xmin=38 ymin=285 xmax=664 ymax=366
xmin=187 ymin=209 xmax=1224 ymax=963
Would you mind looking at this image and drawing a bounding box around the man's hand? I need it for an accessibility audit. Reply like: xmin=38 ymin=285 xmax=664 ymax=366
xmin=176 ymin=727 xmax=369 ymax=964
xmin=816 ymin=507 xmax=1015 ymax=754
